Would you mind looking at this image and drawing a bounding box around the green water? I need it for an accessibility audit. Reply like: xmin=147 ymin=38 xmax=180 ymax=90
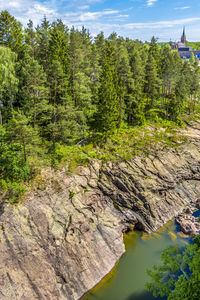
xmin=82 ymin=221 xmax=190 ymax=300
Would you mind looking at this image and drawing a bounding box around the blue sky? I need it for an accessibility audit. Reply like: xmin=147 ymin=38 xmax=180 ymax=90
xmin=0 ymin=0 xmax=200 ymax=41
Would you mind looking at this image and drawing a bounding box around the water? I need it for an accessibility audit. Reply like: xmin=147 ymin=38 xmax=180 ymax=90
xmin=82 ymin=220 xmax=191 ymax=300
xmin=193 ymin=210 xmax=200 ymax=218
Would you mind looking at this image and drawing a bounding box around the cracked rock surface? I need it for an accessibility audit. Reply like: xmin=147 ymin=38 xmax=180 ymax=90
xmin=0 ymin=121 xmax=200 ymax=300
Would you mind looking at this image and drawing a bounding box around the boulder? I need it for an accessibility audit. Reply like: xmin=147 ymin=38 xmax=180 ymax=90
xmin=176 ymin=214 xmax=200 ymax=235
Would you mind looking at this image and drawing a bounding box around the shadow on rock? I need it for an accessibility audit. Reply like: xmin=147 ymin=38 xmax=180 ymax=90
xmin=0 ymin=202 xmax=4 ymax=217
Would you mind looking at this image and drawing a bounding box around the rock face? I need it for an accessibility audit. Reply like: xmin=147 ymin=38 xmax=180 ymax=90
xmin=0 ymin=121 xmax=200 ymax=300
xmin=197 ymin=198 xmax=200 ymax=209
xmin=99 ymin=141 xmax=200 ymax=233
xmin=176 ymin=206 xmax=200 ymax=236
xmin=176 ymin=214 xmax=200 ymax=235
xmin=0 ymin=164 xmax=125 ymax=300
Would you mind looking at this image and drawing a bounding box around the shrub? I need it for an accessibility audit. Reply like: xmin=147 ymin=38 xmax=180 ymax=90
xmin=4 ymin=182 xmax=26 ymax=204
xmin=69 ymin=189 xmax=75 ymax=198
xmin=0 ymin=179 xmax=8 ymax=191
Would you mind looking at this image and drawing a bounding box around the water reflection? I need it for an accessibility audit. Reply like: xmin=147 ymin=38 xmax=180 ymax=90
xmin=82 ymin=220 xmax=190 ymax=300
xmin=126 ymin=291 xmax=166 ymax=300
xmin=193 ymin=210 xmax=200 ymax=218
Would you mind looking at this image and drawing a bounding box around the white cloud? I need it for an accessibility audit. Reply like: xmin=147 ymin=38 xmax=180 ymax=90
xmin=147 ymin=0 xmax=158 ymax=7
xmin=7 ymin=1 xmax=21 ymax=8
xmin=31 ymin=3 xmax=55 ymax=15
xmin=0 ymin=0 xmax=199 ymax=41
xmin=122 ymin=18 xmax=200 ymax=29
xmin=174 ymin=6 xmax=190 ymax=10
xmin=78 ymin=5 xmax=90 ymax=10
xmin=85 ymin=0 xmax=103 ymax=3
xmin=0 ymin=1 xmax=121 ymax=24
xmin=0 ymin=0 xmax=57 ymax=25
xmin=73 ymin=17 xmax=200 ymax=41
xmin=64 ymin=10 xmax=120 ymax=22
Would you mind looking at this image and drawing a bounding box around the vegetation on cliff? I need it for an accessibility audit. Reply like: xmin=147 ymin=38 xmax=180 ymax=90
xmin=0 ymin=10 xmax=200 ymax=203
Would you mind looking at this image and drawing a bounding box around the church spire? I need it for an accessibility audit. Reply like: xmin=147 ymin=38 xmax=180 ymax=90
xmin=181 ymin=27 xmax=186 ymax=45
xmin=182 ymin=27 xmax=186 ymax=38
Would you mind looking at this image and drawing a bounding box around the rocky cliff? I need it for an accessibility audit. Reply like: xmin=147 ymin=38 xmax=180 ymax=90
xmin=0 ymin=121 xmax=200 ymax=300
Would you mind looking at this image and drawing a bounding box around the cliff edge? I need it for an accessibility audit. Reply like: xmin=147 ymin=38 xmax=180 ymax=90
xmin=0 ymin=121 xmax=200 ymax=300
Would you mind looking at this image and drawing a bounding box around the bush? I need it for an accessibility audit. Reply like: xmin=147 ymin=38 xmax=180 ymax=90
xmin=69 ymin=189 xmax=75 ymax=198
xmin=0 ymin=143 xmax=31 ymax=182
xmin=0 ymin=180 xmax=26 ymax=204
xmin=0 ymin=179 xmax=8 ymax=191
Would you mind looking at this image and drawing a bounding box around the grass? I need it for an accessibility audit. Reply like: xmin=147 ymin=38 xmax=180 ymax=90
xmin=53 ymin=119 xmax=188 ymax=172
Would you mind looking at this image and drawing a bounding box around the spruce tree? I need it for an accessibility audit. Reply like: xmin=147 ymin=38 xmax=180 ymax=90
xmin=17 ymin=51 xmax=50 ymax=129
xmin=36 ymin=16 xmax=50 ymax=73
xmin=24 ymin=20 xmax=37 ymax=57
xmin=96 ymin=41 xmax=122 ymax=137
xmin=144 ymin=52 xmax=160 ymax=118
xmin=149 ymin=36 xmax=161 ymax=74
xmin=0 ymin=10 xmax=24 ymax=55
xmin=128 ymin=50 xmax=146 ymax=124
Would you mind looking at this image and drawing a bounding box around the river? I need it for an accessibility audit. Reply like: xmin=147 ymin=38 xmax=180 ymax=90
xmin=81 ymin=220 xmax=192 ymax=300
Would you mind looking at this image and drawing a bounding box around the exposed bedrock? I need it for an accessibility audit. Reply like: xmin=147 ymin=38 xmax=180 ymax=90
xmin=176 ymin=213 xmax=200 ymax=236
xmin=99 ymin=140 xmax=200 ymax=233
xmin=0 ymin=121 xmax=200 ymax=300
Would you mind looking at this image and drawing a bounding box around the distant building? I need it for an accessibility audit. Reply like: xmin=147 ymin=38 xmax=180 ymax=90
xmin=181 ymin=27 xmax=186 ymax=45
xmin=171 ymin=28 xmax=200 ymax=59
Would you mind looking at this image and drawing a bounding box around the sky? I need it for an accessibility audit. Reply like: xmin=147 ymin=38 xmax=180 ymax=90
xmin=0 ymin=0 xmax=200 ymax=41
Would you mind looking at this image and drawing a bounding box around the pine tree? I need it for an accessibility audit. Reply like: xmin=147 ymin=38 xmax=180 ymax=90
xmin=5 ymin=110 xmax=42 ymax=175
xmin=96 ymin=41 xmax=122 ymax=137
xmin=94 ymin=32 xmax=106 ymax=66
xmin=0 ymin=123 xmax=30 ymax=182
xmin=160 ymin=47 xmax=178 ymax=118
xmin=49 ymin=21 xmax=69 ymax=74
xmin=171 ymin=62 xmax=191 ymax=121
xmin=68 ymin=26 xmax=94 ymax=137
xmin=17 ymin=51 xmax=50 ymax=128
xmin=144 ymin=52 xmax=160 ymax=118
xmin=115 ymin=40 xmax=134 ymax=123
xmin=24 ymin=20 xmax=37 ymax=57
xmin=0 ymin=10 xmax=24 ymax=55
xmin=128 ymin=50 xmax=146 ymax=124
xmin=36 ymin=16 xmax=50 ymax=72
xmin=149 ymin=36 xmax=161 ymax=74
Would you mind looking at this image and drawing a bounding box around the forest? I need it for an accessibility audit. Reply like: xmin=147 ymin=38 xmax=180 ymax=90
xmin=0 ymin=10 xmax=200 ymax=202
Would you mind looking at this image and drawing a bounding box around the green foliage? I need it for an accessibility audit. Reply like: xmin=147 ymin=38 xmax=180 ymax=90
xmin=144 ymin=52 xmax=160 ymax=106
xmin=0 ymin=11 xmax=199 ymax=194
xmin=0 ymin=46 xmax=18 ymax=124
xmin=0 ymin=10 xmax=23 ymax=54
xmin=69 ymin=189 xmax=75 ymax=198
xmin=95 ymin=41 xmax=123 ymax=136
xmin=51 ymin=119 xmax=185 ymax=170
xmin=146 ymin=235 xmax=200 ymax=300
xmin=186 ymin=41 xmax=200 ymax=50
xmin=0 ymin=180 xmax=26 ymax=204
xmin=0 ymin=179 xmax=7 ymax=191
xmin=0 ymin=124 xmax=31 ymax=181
